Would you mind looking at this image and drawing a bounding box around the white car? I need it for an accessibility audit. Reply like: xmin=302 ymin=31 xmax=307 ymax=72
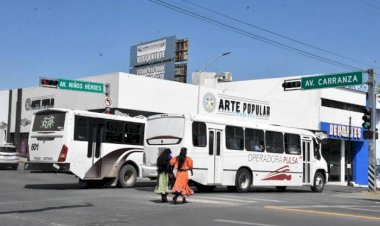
xmin=0 ymin=144 xmax=19 ymax=170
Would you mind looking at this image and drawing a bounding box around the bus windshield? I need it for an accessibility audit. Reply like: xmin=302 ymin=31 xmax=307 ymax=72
xmin=146 ymin=117 xmax=184 ymax=145
xmin=32 ymin=111 xmax=66 ymax=132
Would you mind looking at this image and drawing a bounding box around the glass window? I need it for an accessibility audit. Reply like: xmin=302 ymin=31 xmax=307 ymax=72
xmin=284 ymin=133 xmax=301 ymax=155
xmin=32 ymin=111 xmax=66 ymax=132
xmin=74 ymin=116 xmax=88 ymax=141
xmin=226 ymin=126 xmax=244 ymax=150
xmin=125 ymin=122 xmax=145 ymax=145
xmin=245 ymin=128 xmax=265 ymax=152
xmin=265 ymin=131 xmax=284 ymax=153
xmin=104 ymin=120 xmax=124 ymax=144
xmin=192 ymin=122 xmax=207 ymax=147
xmin=313 ymin=139 xmax=321 ymax=160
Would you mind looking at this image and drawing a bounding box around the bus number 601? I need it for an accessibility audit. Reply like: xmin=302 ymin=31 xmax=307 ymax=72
xmin=31 ymin=143 xmax=39 ymax=151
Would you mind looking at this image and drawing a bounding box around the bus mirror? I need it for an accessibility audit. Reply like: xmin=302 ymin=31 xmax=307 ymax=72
xmin=315 ymin=132 xmax=327 ymax=141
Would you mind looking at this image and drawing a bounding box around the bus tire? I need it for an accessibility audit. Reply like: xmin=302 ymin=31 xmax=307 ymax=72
xmin=235 ymin=168 xmax=252 ymax=193
xmin=118 ymin=164 xmax=137 ymax=188
xmin=310 ymin=171 xmax=325 ymax=192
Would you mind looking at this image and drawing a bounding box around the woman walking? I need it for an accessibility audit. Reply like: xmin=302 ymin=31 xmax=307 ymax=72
xmin=170 ymin=147 xmax=194 ymax=204
xmin=154 ymin=148 xmax=173 ymax=202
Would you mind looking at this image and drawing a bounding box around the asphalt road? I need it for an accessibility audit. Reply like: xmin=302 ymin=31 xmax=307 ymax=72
xmin=0 ymin=168 xmax=379 ymax=226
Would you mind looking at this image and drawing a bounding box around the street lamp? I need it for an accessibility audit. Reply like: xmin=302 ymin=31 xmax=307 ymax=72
xmin=199 ymin=52 xmax=231 ymax=73
xmin=197 ymin=52 xmax=231 ymax=114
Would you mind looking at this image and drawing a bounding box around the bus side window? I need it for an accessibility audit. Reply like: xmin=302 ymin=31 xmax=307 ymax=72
xmin=74 ymin=116 xmax=88 ymax=141
xmin=245 ymin=128 xmax=265 ymax=152
xmin=284 ymin=133 xmax=301 ymax=155
xmin=265 ymin=131 xmax=284 ymax=153
xmin=226 ymin=126 xmax=244 ymax=150
xmin=313 ymin=139 xmax=321 ymax=160
xmin=192 ymin=122 xmax=207 ymax=147
xmin=104 ymin=120 xmax=124 ymax=144
xmin=125 ymin=122 xmax=145 ymax=145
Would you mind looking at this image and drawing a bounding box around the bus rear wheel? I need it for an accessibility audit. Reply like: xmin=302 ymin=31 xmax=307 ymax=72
xmin=235 ymin=168 xmax=252 ymax=193
xmin=310 ymin=172 xmax=325 ymax=192
xmin=118 ymin=164 xmax=137 ymax=188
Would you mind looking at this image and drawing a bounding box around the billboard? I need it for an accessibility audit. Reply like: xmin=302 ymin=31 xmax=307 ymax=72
xmin=130 ymin=36 xmax=176 ymax=67
xmin=130 ymin=61 xmax=175 ymax=80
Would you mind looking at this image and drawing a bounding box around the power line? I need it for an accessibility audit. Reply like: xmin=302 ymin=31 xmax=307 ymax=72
xmin=181 ymin=0 xmax=375 ymax=69
xmin=149 ymin=0 xmax=365 ymax=71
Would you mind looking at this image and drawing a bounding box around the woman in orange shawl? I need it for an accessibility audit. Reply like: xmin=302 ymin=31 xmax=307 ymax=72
xmin=170 ymin=147 xmax=194 ymax=204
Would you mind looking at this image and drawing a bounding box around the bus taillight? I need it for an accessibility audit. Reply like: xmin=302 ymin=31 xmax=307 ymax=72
xmin=58 ymin=145 xmax=68 ymax=162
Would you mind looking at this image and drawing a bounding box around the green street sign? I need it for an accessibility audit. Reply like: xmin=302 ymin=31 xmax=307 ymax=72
xmin=301 ymin=71 xmax=363 ymax=90
xmin=57 ymin=79 xmax=104 ymax=93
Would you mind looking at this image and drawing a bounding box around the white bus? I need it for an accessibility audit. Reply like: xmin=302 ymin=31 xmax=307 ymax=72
xmin=142 ymin=114 xmax=328 ymax=192
xmin=26 ymin=108 xmax=145 ymax=188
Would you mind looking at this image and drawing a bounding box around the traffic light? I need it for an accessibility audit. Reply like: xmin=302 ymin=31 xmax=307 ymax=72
xmin=40 ymin=78 xmax=58 ymax=88
xmin=362 ymin=108 xmax=371 ymax=130
xmin=282 ymin=79 xmax=302 ymax=91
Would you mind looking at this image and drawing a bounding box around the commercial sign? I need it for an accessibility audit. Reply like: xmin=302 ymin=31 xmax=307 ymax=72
xmin=202 ymin=93 xmax=270 ymax=120
xmin=25 ymin=96 xmax=55 ymax=111
xmin=58 ymin=79 xmax=104 ymax=94
xmin=130 ymin=61 xmax=175 ymax=80
xmin=130 ymin=36 xmax=176 ymax=67
xmin=301 ymin=71 xmax=363 ymax=90
xmin=320 ymin=122 xmax=363 ymax=141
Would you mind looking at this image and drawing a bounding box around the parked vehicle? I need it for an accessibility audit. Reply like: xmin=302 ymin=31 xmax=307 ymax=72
xmin=0 ymin=144 xmax=19 ymax=170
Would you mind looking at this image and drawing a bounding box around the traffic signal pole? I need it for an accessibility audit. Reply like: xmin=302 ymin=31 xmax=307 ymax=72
xmin=367 ymin=69 xmax=377 ymax=192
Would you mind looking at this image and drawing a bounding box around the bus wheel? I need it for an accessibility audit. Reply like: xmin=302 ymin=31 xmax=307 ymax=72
xmin=194 ymin=182 xmax=216 ymax=192
xmin=118 ymin=164 xmax=137 ymax=188
xmin=235 ymin=168 xmax=252 ymax=193
xmin=275 ymin=186 xmax=287 ymax=191
xmin=310 ymin=172 xmax=325 ymax=192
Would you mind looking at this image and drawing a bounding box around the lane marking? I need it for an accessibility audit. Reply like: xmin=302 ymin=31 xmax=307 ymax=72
xmin=197 ymin=196 xmax=257 ymax=204
xmin=215 ymin=195 xmax=285 ymax=203
xmin=214 ymin=219 xmax=278 ymax=226
xmin=266 ymin=206 xmax=380 ymax=221
xmin=341 ymin=207 xmax=380 ymax=213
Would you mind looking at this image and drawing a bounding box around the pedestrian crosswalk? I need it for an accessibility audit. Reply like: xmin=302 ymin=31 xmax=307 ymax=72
xmin=147 ymin=193 xmax=285 ymax=206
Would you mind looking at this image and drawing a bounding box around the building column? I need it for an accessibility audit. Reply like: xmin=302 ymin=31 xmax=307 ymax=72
xmin=340 ymin=140 xmax=346 ymax=182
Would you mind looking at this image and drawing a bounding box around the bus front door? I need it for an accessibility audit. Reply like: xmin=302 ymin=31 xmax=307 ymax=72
xmin=302 ymin=139 xmax=311 ymax=184
xmin=208 ymin=129 xmax=222 ymax=184
xmin=86 ymin=120 xmax=103 ymax=178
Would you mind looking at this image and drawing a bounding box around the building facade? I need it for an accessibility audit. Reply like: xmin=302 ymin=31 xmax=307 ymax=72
xmin=1 ymin=71 xmax=378 ymax=186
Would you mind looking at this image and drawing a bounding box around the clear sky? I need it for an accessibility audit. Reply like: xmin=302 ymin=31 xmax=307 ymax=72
xmin=0 ymin=0 xmax=379 ymax=90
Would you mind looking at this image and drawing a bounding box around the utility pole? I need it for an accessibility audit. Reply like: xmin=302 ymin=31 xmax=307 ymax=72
xmin=367 ymin=69 xmax=377 ymax=192
xmin=105 ymin=83 xmax=111 ymax=114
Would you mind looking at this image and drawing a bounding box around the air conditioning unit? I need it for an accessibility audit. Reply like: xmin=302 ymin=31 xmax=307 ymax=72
xmin=217 ymin=72 xmax=232 ymax=82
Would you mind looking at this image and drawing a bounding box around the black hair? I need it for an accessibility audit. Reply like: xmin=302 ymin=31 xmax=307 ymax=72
xmin=157 ymin=148 xmax=171 ymax=173
xmin=177 ymin=147 xmax=187 ymax=170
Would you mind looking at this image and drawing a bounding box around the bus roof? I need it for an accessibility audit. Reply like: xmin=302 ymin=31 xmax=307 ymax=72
xmin=148 ymin=113 xmax=315 ymax=137
xmin=34 ymin=108 xmax=146 ymax=123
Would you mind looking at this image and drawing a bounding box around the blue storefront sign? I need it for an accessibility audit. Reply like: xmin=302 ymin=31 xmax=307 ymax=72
xmin=320 ymin=122 xmax=368 ymax=185
xmin=320 ymin=122 xmax=364 ymax=141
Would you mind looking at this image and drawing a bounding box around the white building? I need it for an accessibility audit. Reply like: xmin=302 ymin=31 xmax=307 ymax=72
xmin=1 ymin=71 xmax=378 ymax=186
